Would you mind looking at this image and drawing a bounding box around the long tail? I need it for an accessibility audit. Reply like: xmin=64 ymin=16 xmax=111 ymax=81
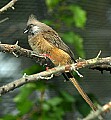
xmin=63 ymin=72 xmax=97 ymax=111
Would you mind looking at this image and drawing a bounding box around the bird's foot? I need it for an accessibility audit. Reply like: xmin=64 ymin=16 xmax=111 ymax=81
xmin=39 ymin=53 xmax=52 ymax=59
xmin=46 ymin=67 xmax=49 ymax=71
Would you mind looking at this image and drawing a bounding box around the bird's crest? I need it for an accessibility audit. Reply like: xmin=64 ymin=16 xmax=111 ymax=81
xmin=27 ymin=14 xmax=39 ymax=25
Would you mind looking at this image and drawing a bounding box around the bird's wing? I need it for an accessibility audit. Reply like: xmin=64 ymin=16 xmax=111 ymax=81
xmin=42 ymin=30 xmax=75 ymax=61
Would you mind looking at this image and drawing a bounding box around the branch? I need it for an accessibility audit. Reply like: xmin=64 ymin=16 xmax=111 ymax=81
xmin=0 ymin=0 xmax=18 ymax=14
xmin=81 ymin=101 xmax=111 ymax=120
xmin=0 ymin=63 xmax=76 ymax=95
xmin=0 ymin=43 xmax=111 ymax=71
xmin=0 ymin=42 xmax=53 ymax=67
xmin=0 ymin=43 xmax=111 ymax=95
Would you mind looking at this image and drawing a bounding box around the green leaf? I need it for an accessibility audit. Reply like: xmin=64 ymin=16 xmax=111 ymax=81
xmin=75 ymin=94 xmax=99 ymax=117
xmin=23 ymin=64 xmax=44 ymax=75
xmin=45 ymin=0 xmax=60 ymax=11
xmin=14 ymin=83 xmax=36 ymax=103
xmin=13 ymin=89 xmax=33 ymax=115
xmin=52 ymin=107 xmax=64 ymax=120
xmin=60 ymin=91 xmax=75 ymax=102
xmin=62 ymin=32 xmax=85 ymax=58
xmin=35 ymin=81 xmax=47 ymax=91
xmin=42 ymin=103 xmax=51 ymax=111
xmin=17 ymin=100 xmax=33 ymax=115
xmin=1 ymin=115 xmax=17 ymax=120
xmin=47 ymin=97 xmax=62 ymax=106
xmin=13 ymin=83 xmax=37 ymax=115
xmin=75 ymin=95 xmax=91 ymax=117
xmin=69 ymin=5 xmax=87 ymax=28
xmin=43 ymin=20 xmax=54 ymax=26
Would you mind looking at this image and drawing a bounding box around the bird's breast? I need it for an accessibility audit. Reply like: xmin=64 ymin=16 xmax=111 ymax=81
xmin=28 ymin=34 xmax=73 ymax=66
xmin=28 ymin=34 xmax=53 ymax=54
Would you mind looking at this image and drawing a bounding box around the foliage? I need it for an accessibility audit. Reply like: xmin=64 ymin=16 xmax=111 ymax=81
xmin=45 ymin=0 xmax=61 ymax=11
xmin=45 ymin=0 xmax=86 ymax=58
xmin=2 ymin=81 xmax=75 ymax=120
xmin=68 ymin=5 xmax=86 ymax=28
xmin=62 ymin=32 xmax=85 ymax=58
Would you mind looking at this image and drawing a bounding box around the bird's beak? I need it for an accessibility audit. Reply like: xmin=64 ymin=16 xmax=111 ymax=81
xmin=23 ymin=26 xmax=29 ymax=34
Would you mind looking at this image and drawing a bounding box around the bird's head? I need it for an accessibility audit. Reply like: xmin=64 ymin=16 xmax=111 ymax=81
xmin=24 ymin=14 xmax=51 ymax=35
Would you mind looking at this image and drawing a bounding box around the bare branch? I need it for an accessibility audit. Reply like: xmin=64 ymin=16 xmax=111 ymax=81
xmin=0 ymin=59 xmax=110 ymax=96
xmin=0 ymin=43 xmax=111 ymax=71
xmin=0 ymin=0 xmax=18 ymax=14
xmin=0 ymin=43 xmax=111 ymax=96
xmin=0 ymin=43 xmax=53 ymax=67
xmin=0 ymin=63 xmax=76 ymax=95
xmin=82 ymin=101 xmax=111 ymax=120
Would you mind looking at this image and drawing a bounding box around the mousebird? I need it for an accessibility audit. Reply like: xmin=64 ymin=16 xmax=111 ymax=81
xmin=24 ymin=14 xmax=97 ymax=111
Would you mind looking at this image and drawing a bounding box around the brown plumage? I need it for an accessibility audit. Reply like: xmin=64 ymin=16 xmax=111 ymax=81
xmin=24 ymin=14 xmax=97 ymax=111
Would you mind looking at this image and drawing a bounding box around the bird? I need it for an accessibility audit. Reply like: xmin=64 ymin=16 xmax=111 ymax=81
xmin=24 ymin=14 xmax=97 ymax=111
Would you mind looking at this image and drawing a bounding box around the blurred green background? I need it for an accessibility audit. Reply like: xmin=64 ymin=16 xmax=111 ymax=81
xmin=0 ymin=0 xmax=111 ymax=119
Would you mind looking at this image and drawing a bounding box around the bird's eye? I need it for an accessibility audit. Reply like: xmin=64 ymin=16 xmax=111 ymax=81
xmin=24 ymin=24 xmax=34 ymax=34
xmin=29 ymin=24 xmax=34 ymax=28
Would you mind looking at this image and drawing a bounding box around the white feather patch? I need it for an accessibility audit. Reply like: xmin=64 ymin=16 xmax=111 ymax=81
xmin=32 ymin=26 xmax=40 ymax=33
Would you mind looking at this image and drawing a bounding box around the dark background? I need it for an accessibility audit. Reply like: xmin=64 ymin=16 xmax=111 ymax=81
xmin=0 ymin=0 xmax=111 ymax=119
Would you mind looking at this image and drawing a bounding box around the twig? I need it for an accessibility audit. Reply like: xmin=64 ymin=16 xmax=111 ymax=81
xmin=96 ymin=50 xmax=101 ymax=59
xmin=82 ymin=101 xmax=111 ymax=120
xmin=0 ymin=0 xmax=18 ymax=14
xmin=0 ymin=17 xmax=9 ymax=24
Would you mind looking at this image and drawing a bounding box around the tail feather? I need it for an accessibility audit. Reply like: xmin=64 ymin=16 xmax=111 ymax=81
xmin=64 ymin=72 xmax=97 ymax=111
xmin=62 ymin=73 xmax=70 ymax=81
